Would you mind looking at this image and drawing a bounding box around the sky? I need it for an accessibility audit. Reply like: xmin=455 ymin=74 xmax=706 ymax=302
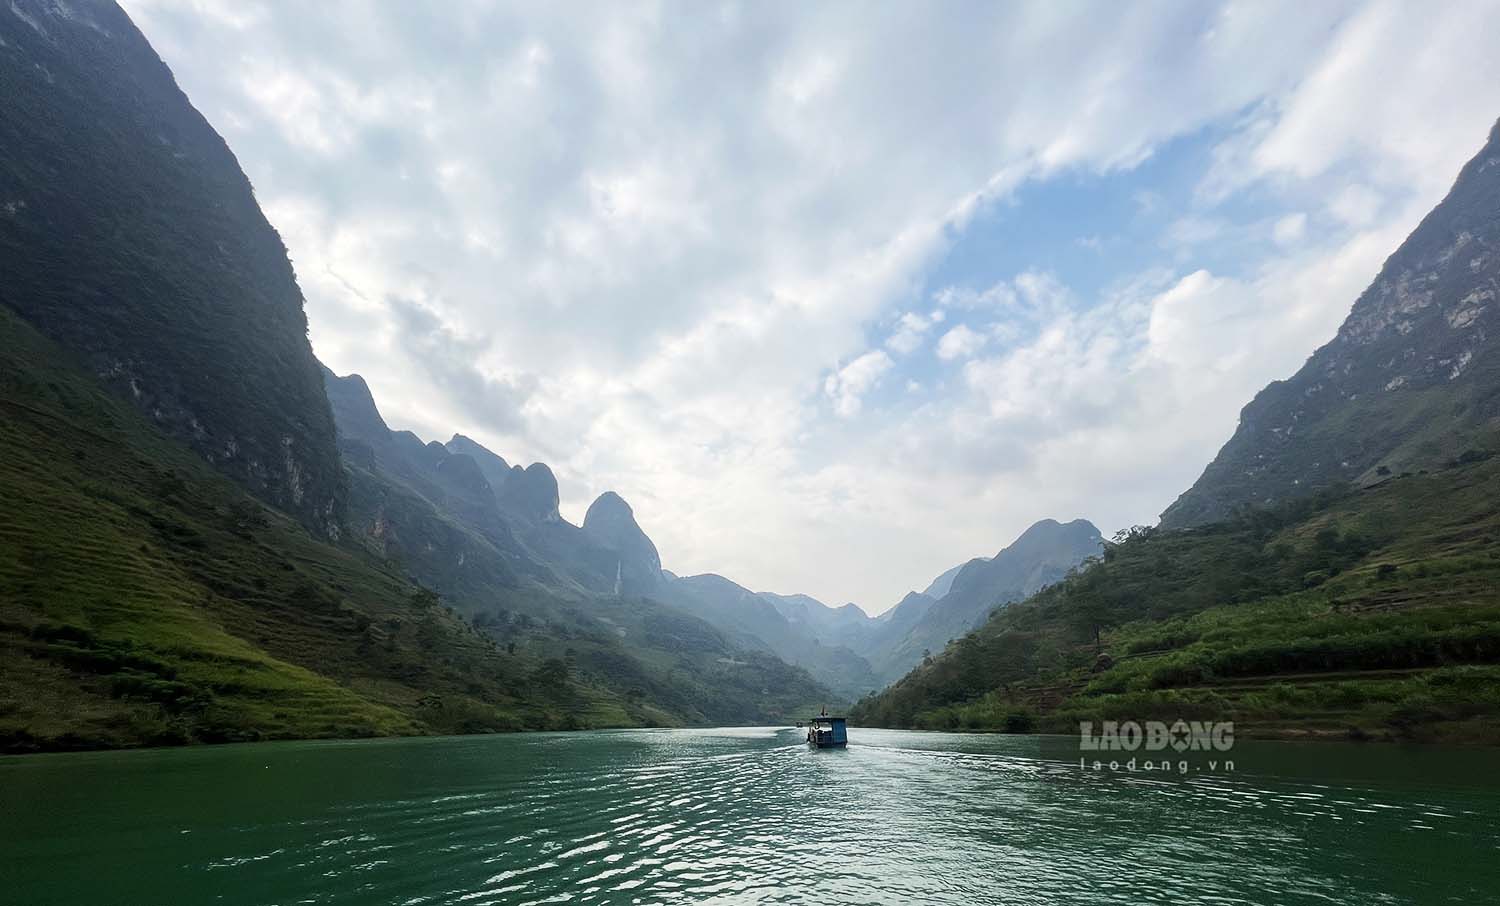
xmin=122 ymin=0 xmax=1500 ymax=614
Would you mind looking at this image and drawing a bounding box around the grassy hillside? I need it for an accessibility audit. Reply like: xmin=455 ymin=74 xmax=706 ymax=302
xmin=0 ymin=305 xmax=700 ymax=752
xmin=852 ymin=448 xmax=1500 ymax=742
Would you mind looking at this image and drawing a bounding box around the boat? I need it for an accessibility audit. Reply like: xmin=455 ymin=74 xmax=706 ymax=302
xmin=805 ymin=715 xmax=848 ymax=748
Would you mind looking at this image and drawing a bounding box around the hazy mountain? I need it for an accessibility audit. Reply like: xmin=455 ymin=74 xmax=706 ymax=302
xmin=0 ymin=0 xmax=344 ymax=536
xmin=760 ymin=592 xmax=874 ymax=651
xmin=1163 ymin=117 xmax=1500 ymax=527
xmin=582 ymin=492 xmax=663 ymax=597
xmin=662 ymin=575 xmax=880 ymax=698
xmin=499 ymin=463 xmax=564 ymax=524
xmin=858 ymin=519 xmax=1103 ymax=683
xmin=663 ymin=520 xmax=1105 ymax=692
xmin=446 ymin=434 xmax=513 ymax=494
xmin=920 ymin=563 xmax=965 ymax=600
xmin=323 ymin=367 xmax=835 ymax=720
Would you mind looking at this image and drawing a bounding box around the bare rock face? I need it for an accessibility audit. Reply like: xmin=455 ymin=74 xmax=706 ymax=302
xmin=1163 ymin=118 xmax=1500 ymax=528
xmin=499 ymin=463 xmax=562 ymax=523
xmin=446 ymin=434 xmax=512 ymax=493
xmin=0 ymin=1 xmax=345 ymax=535
xmin=582 ymin=492 xmax=662 ymax=596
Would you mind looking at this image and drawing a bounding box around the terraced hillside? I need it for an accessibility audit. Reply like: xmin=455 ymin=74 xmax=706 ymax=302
xmin=0 ymin=306 xmax=693 ymax=752
xmin=852 ymin=451 xmax=1500 ymax=741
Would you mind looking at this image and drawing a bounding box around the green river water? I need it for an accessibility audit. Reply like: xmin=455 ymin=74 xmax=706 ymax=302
xmin=2 ymin=728 xmax=1497 ymax=904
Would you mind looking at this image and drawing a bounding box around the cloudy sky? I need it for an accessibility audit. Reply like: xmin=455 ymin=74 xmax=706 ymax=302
xmin=124 ymin=0 xmax=1500 ymax=613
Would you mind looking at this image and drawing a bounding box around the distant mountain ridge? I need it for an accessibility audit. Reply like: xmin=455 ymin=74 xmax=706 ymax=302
xmin=320 ymin=364 xmax=1105 ymax=699
xmin=1163 ymin=118 xmax=1500 ymax=527
xmin=657 ymin=518 xmax=1104 ymax=693
xmin=855 ymin=519 xmax=1104 ymax=684
xmin=322 ymin=367 xmax=833 ymax=723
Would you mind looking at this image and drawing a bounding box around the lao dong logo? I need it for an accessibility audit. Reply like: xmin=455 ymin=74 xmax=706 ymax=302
xmin=1077 ymin=720 xmax=1235 ymax=775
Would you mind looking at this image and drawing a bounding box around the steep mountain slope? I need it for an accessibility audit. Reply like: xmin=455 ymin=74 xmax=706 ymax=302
xmin=582 ymin=492 xmax=664 ymax=596
xmin=856 ymin=124 xmax=1500 ymax=741
xmin=323 ymin=370 xmax=832 ymax=723
xmin=0 ymin=306 xmax=634 ymax=751
xmin=1163 ymin=118 xmax=1500 ymax=528
xmin=853 ymin=453 xmax=1500 ymax=740
xmin=0 ymin=0 xmax=826 ymax=751
xmin=920 ymin=563 xmax=965 ymax=600
xmin=859 ymin=519 xmax=1103 ymax=684
xmin=0 ymin=0 xmax=343 ymax=535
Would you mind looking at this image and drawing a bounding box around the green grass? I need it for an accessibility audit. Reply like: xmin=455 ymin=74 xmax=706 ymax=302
xmin=853 ymin=450 xmax=1500 ymax=742
xmin=0 ymin=303 xmax=829 ymax=751
xmin=0 ymin=305 xmax=655 ymax=751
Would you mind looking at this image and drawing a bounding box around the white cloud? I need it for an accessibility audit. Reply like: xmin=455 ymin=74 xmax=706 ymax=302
xmin=884 ymin=311 xmax=940 ymax=355
xmin=825 ymin=349 xmax=893 ymax=417
xmin=1272 ymin=212 xmax=1307 ymax=246
xmin=934 ymin=282 xmax=1017 ymax=310
xmin=936 ymin=324 xmax=987 ymax=361
xmin=119 ymin=0 xmax=1500 ymax=612
xmin=1329 ymin=184 xmax=1383 ymax=227
xmin=1165 ymin=214 xmax=1226 ymax=247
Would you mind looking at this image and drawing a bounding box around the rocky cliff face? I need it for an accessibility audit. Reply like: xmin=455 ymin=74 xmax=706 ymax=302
xmin=1163 ymin=119 xmax=1500 ymax=527
xmin=447 ymin=434 xmax=513 ymax=493
xmin=582 ymin=492 xmax=662 ymax=596
xmin=0 ymin=1 xmax=345 ymax=535
xmin=499 ymin=463 xmax=563 ymax=523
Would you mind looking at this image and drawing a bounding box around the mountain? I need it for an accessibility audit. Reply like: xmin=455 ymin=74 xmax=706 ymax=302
xmin=323 ymin=370 xmax=882 ymax=700
xmin=920 ymin=563 xmax=965 ymax=600
xmin=0 ymin=0 xmax=343 ymax=536
xmin=446 ymin=434 xmax=513 ymax=493
xmin=0 ymin=1 xmax=828 ymax=750
xmin=856 ymin=519 xmax=1103 ymax=684
xmin=0 ymin=304 xmax=608 ymax=750
xmin=322 ymin=369 xmax=833 ymax=723
xmin=582 ymin=492 xmax=663 ymax=597
xmin=853 ymin=122 xmax=1500 ymax=742
xmin=852 ymin=457 xmax=1500 ymax=740
xmin=499 ymin=463 xmax=563 ymax=524
xmin=658 ymin=519 xmax=1104 ymax=693
xmin=760 ymin=592 xmax=874 ymax=651
xmin=660 ymin=575 xmax=880 ymax=698
xmin=1163 ymin=118 xmax=1500 ymax=528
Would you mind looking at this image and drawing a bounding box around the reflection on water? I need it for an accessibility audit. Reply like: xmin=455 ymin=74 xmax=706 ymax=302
xmin=3 ymin=728 xmax=1498 ymax=904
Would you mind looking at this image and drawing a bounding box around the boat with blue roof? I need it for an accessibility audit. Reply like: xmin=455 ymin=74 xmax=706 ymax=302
xmin=805 ymin=713 xmax=847 ymax=748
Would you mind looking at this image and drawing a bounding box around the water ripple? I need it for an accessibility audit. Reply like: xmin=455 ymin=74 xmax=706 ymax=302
xmin=5 ymin=729 xmax=1500 ymax=904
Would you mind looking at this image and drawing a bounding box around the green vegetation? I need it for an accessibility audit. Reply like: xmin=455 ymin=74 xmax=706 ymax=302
xmin=0 ymin=306 xmax=690 ymax=752
xmin=853 ymin=453 xmax=1500 ymax=742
